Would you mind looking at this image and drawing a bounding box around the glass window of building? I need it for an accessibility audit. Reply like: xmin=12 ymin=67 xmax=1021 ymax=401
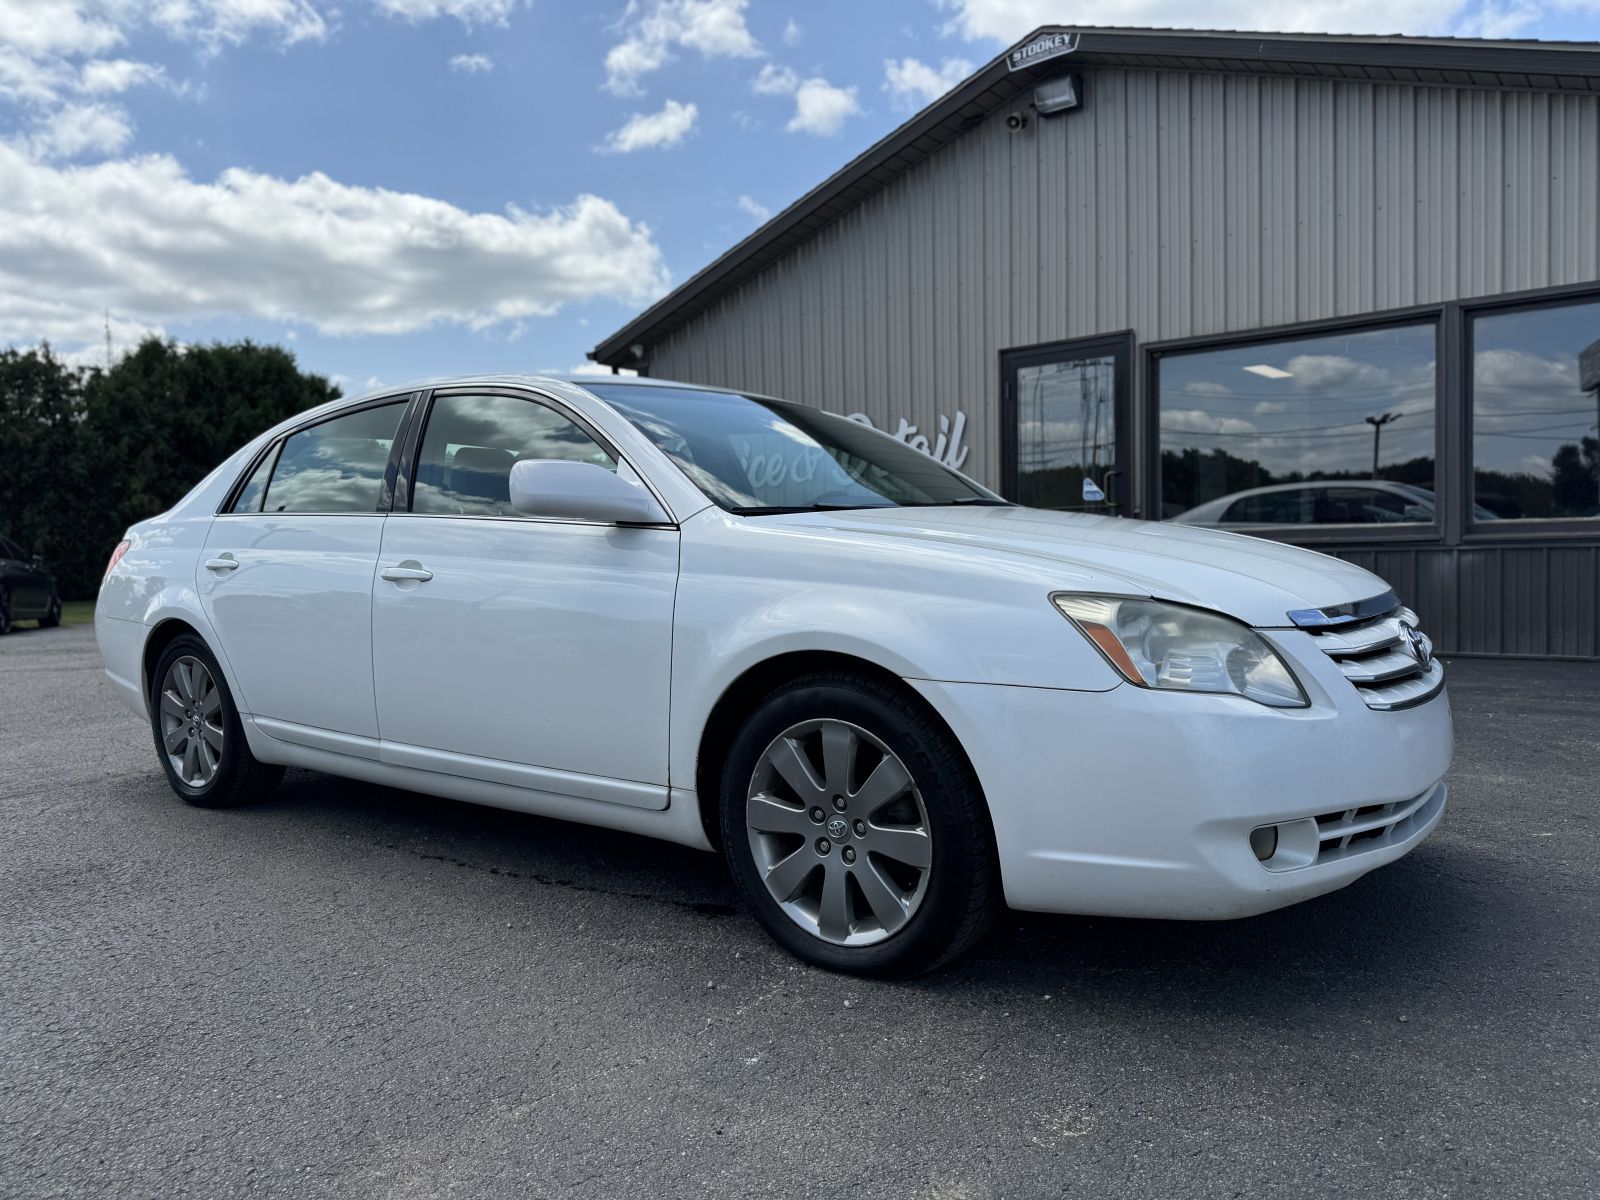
xmin=1471 ymin=297 xmax=1600 ymax=523
xmin=1158 ymin=323 xmax=1438 ymax=527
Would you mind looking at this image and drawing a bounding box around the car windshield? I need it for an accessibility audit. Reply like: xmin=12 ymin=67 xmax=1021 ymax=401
xmin=588 ymin=383 xmax=1004 ymax=514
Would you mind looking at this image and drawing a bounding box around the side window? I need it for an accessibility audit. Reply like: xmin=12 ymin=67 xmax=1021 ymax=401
xmin=412 ymin=393 xmax=616 ymax=518
xmin=229 ymin=443 xmax=280 ymax=513
xmin=1226 ymin=491 xmax=1308 ymax=524
xmin=262 ymin=402 xmax=407 ymax=514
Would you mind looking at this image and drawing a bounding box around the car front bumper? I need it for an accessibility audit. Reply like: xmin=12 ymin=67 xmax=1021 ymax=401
xmin=909 ymin=649 xmax=1453 ymax=920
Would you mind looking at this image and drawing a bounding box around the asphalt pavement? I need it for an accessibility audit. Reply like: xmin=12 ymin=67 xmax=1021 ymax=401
xmin=2 ymin=624 xmax=1597 ymax=1199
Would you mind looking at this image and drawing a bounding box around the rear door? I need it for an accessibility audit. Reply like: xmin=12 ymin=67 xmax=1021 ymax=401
xmin=371 ymin=387 xmax=678 ymax=807
xmin=199 ymin=397 xmax=412 ymax=745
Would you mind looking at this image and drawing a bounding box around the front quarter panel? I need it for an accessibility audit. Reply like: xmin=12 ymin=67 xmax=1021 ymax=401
xmin=669 ymin=508 xmax=1123 ymax=787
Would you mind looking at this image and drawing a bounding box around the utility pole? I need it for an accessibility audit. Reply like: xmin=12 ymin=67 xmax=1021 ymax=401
xmin=104 ymin=309 xmax=112 ymax=372
xmin=1365 ymin=411 xmax=1402 ymax=479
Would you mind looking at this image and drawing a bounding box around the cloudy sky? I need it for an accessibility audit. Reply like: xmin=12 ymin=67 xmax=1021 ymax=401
xmin=3 ymin=1 xmax=1598 ymax=396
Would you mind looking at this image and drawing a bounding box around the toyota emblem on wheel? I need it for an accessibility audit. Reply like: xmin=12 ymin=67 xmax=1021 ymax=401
xmin=826 ymin=817 xmax=849 ymax=841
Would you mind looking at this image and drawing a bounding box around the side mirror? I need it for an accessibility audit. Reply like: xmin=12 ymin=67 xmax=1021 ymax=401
xmin=508 ymin=460 xmax=668 ymax=525
xmin=31 ymin=554 xmax=45 ymax=568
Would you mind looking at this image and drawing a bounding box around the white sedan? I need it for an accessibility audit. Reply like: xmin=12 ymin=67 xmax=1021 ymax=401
xmin=96 ymin=376 xmax=1453 ymax=974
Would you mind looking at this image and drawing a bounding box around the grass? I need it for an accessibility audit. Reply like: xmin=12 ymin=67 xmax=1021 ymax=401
xmin=60 ymin=600 xmax=96 ymax=627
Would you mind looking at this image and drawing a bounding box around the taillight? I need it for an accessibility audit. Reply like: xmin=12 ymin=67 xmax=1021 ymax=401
xmin=104 ymin=539 xmax=132 ymax=581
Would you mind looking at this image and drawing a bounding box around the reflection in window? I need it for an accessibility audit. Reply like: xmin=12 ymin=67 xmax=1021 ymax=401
xmin=1016 ymin=354 xmax=1116 ymax=511
xmin=262 ymin=402 xmax=405 ymax=514
xmin=412 ymin=393 xmax=615 ymax=517
xmin=1159 ymin=323 xmax=1437 ymax=527
xmin=230 ymin=444 xmax=279 ymax=513
xmin=1472 ymin=299 xmax=1600 ymax=522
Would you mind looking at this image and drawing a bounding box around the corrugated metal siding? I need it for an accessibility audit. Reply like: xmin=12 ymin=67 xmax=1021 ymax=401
xmin=1330 ymin=545 xmax=1600 ymax=658
xmin=649 ymin=68 xmax=1600 ymax=433
xmin=643 ymin=68 xmax=1600 ymax=657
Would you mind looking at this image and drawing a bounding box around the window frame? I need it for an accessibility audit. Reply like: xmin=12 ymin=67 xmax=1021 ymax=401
xmin=1463 ymin=287 xmax=1600 ymax=539
xmin=1144 ymin=306 xmax=1449 ymax=546
xmin=215 ymin=393 xmax=419 ymax=517
xmin=391 ymin=384 xmax=675 ymax=528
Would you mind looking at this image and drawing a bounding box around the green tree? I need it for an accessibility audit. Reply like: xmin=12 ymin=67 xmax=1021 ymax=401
xmin=1 ymin=337 xmax=339 ymax=599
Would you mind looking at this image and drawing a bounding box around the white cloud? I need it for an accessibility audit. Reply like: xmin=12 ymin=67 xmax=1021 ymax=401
xmin=599 ymin=97 xmax=698 ymax=152
xmin=937 ymin=0 xmax=1473 ymax=41
xmin=375 ymin=0 xmax=522 ymax=22
xmin=786 ymin=77 xmax=859 ymax=136
xmin=735 ymin=193 xmax=769 ymax=221
xmin=883 ymin=56 xmax=972 ymax=111
xmin=0 ymin=142 xmax=670 ymax=356
xmin=782 ymin=17 xmax=800 ymax=45
xmin=0 ymin=1 xmax=124 ymax=58
xmin=149 ymin=0 xmax=330 ymax=50
xmin=604 ymin=0 xmax=761 ymax=96
xmin=28 ymin=100 xmax=132 ymax=158
xmin=750 ymin=61 xmax=796 ymax=94
xmin=449 ymin=52 xmax=494 ymax=73
xmin=78 ymin=57 xmax=167 ymax=94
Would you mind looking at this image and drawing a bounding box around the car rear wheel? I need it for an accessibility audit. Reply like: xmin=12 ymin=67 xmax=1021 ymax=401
xmin=150 ymin=634 xmax=283 ymax=808
xmin=720 ymin=671 xmax=999 ymax=976
xmin=39 ymin=591 xmax=61 ymax=628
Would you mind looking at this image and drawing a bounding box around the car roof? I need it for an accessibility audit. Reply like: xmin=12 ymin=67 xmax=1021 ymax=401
xmin=337 ymin=373 xmax=771 ymax=407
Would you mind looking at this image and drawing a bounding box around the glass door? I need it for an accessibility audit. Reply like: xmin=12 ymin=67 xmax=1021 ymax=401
xmin=1001 ymin=333 xmax=1132 ymax=514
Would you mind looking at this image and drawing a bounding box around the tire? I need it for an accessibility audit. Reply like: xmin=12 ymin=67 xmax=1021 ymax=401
xmin=39 ymin=591 xmax=61 ymax=628
xmin=149 ymin=633 xmax=283 ymax=809
xmin=0 ymin=587 xmax=10 ymax=635
xmin=720 ymin=671 xmax=1000 ymax=977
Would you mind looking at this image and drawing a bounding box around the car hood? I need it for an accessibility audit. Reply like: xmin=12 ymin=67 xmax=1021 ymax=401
xmin=768 ymin=505 xmax=1390 ymax=628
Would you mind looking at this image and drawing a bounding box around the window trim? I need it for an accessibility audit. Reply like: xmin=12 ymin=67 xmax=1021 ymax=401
xmin=1462 ymin=286 xmax=1600 ymax=539
xmin=215 ymin=392 xmax=419 ymax=517
xmin=1144 ymin=308 xmax=1447 ymax=546
xmin=391 ymin=384 xmax=678 ymax=528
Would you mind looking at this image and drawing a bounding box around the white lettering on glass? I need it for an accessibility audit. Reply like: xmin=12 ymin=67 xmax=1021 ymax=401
xmin=845 ymin=410 xmax=970 ymax=470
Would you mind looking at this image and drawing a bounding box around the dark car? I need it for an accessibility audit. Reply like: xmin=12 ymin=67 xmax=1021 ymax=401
xmin=0 ymin=535 xmax=62 ymax=634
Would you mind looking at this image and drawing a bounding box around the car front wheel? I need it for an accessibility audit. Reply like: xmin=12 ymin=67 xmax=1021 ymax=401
xmin=149 ymin=634 xmax=283 ymax=808
xmin=39 ymin=591 xmax=61 ymax=628
xmin=721 ymin=671 xmax=999 ymax=976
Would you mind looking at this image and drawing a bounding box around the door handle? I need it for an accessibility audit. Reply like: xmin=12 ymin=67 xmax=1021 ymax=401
xmin=204 ymin=555 xmax=239 ymax=573
xmin=380 ymin=565 xmax=433 ymax=583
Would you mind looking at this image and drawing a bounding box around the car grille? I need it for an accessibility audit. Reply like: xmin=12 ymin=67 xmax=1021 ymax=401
xmin=1313 ymin=783 xmax=1447 ymax=866
xmin=1308 ymin=605 xmax=1445 ymax=711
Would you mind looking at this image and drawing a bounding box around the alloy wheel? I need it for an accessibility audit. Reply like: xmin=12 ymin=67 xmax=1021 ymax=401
xmin=745 ymin=718 xmax=932 ymax=947
xmin=159 ymin=656 xmax=225 ymax=787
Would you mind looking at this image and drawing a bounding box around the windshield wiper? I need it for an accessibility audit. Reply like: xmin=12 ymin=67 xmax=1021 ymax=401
xmin=899 ymin=497 xmax=1012 ymax=507
xmin=727 ymin=503 xmax=896 ymax=516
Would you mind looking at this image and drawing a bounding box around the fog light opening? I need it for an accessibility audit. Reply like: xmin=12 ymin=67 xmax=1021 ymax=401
xmin=1249 ymin=825 xmax=1279 ymax=863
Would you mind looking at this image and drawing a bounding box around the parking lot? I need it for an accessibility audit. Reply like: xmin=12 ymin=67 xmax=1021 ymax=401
xmin=1 ymin=623 xmax=1597 ymax=1199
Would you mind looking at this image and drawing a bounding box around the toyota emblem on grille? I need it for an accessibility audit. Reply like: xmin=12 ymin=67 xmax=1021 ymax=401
xmin=1398 ymin=620 xmax=1433 ymax=668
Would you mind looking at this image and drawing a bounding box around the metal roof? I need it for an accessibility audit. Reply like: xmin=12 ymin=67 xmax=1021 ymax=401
xmin=590 ymin=25 xmax=1600 ymax=368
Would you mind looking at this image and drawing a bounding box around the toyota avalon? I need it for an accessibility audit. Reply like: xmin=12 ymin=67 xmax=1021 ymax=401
xmin=96 ymin=376 xmax=1452 ymax=975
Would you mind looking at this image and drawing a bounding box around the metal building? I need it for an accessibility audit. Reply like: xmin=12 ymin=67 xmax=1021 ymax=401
xmin=592 ymin=27 xmax=1600 ymax=659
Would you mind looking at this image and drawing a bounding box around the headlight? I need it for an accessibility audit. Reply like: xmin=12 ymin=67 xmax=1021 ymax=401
xmin=1052 ymin=594 xmax=1308 ymax=708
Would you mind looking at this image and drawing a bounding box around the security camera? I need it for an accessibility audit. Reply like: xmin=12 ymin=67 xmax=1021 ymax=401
xmin=1004 ymin=111 xmax=1028 ymax=132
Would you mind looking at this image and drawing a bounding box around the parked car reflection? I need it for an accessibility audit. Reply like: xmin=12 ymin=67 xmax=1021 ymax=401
xmin=1171 ymin=481 xmax=1500 ymax=528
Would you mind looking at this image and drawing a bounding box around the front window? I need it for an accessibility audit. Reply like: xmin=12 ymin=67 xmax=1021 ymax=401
xmin=411 ymin=392 xmax=616 ymax=517
xmin=588 ymin=383 xmax=1000 ymax=513
xmin=1471 ymin=297 xmax=1600 ymax=522
xmin=1158 ymin=322 xmax=1438 ymax=527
